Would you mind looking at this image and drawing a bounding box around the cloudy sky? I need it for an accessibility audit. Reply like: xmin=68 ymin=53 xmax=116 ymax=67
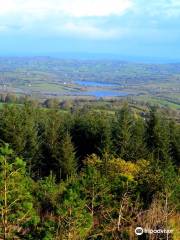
xmin=0 ymin=0 xmax=180 ymax=60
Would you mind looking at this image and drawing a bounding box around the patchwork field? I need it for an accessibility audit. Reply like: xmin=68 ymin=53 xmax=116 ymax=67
xmin=0 ymin=57 xmax=180 ymax=109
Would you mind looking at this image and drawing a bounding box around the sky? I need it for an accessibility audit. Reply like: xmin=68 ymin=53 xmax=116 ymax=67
xmin=0 ymin=0 xmax=180 ymax=61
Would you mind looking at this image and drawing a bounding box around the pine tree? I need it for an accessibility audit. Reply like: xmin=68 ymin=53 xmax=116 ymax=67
xmin=168 ymin=120 xmax=180 ymax=166
xmin=130 ymin=116 xmax=147 ymax=160
xmin=39 ymin=109 xmax=62 ymax=177
xmin=0 ymin=104 xmax=26 ymax=154
xmin=58 ymin=178 xmax=93 ymax=240
xmin=0 ymin=103 xmax=39 ymax=175
xmin=0 ymin=144 xmax=39 ymax=239
xmin=114 ymin=103 xmax=133 ymax=159
xmin=21 ymin=102 xmax=39 ymax=174
xmin=60 ymin=133 xmax=76 ymax=178
xmin=72 ymin=111 xmax=111 ymax=161
xmin=146 ymin=107 xmax=170 ymax=165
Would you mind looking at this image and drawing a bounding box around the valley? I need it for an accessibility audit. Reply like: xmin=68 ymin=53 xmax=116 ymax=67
xmin=0 ymin=57 xmax=179 ymax=109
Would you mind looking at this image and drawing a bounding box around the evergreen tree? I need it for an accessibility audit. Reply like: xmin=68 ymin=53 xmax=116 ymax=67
xmin=146 ymin=107 xmax=170 ymax=164
xmin=130 ymin=116 xmax=147 ymax=160
xmin=0 ymin=104 xmax=39 ymax=175
xmin=0 ymin=144 xmax=39 ymax=239
xmin=114 ymin=103 xmax=133 ymax=159
xmin=72 ymin=111 xmax=112 ymax=162
xmin=60 ymin=133 xmax=76 ymax=178
xmin=169 ymin=120 xmax=180 ymax=166
xmin=58 ymin=179 xmax=93 ymax=240
xmin=0 ymin=104 xmax=26 ymax=154
xmin=39 ymin=109 xmax=62 ymax=177
xmin=21 ymin=102 xmax=39 ymax=175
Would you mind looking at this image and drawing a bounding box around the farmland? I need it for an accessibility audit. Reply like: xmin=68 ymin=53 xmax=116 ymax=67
xmin=0 ymin=57 xmax=180 ymax=109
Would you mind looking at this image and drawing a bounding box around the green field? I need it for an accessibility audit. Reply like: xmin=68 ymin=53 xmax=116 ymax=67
xmin=0 ymin=57 xmax=180 ymax=110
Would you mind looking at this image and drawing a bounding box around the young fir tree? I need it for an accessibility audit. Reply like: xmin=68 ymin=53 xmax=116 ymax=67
xmin=130 ymin=116 xmax=147 ymax=160
xmin=0 ymin=104 xmax=39 ymax=175
xmin=39 ymin=109 xmax=62 ymax=177
xmin=168 ymin=120 xmax=180 ymax=166
xmin=60 ymin=133 xmax=76 ymax=179
xmin=0 ymin=105 xmax=26 ymax=154
xmin=32 ymin=173 xmax=61 ymax=239
xmin=146 ymin=107 xmax=170 ymax=165
xmin=114 ymin=103 xmax=133 ymax=160
xmin=0 ymin=144 xmax=39 ymax=239
xmin=72 ymin=111 xmax=112 ymax=163
xmin=22 ymin=103 xmax=39 ymax=170
xmin=57 ymin=179 xmax=93 ymax=240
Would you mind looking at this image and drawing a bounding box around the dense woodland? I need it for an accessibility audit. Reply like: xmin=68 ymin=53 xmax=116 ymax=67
xmin=0 ymin=102 xmax=179 ymax=239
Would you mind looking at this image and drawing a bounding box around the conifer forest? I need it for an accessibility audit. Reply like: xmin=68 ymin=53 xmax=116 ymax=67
xmin=0 ymin=102 xmax=179 ymax=239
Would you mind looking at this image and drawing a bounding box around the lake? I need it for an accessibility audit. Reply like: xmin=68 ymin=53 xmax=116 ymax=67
xmin=75 ymin=80 xmax=118 ymax=87
xmin=83 ymin=90 xmax=128 ymax=98
xmin=74 ymin=80 xmax=128 ymax=98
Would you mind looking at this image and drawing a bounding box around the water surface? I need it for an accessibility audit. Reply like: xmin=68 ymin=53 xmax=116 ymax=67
xmin=74 ymin=80 xmax=128 ymax=98
xmin=84 ymin=90 xmax=128 ymax=98
xmin=75 ymin=80 xmax=118 ymax=87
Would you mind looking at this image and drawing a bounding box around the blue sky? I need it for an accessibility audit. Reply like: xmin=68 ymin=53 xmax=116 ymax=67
xmin=0 ymin=0 xmax=180 ymax=61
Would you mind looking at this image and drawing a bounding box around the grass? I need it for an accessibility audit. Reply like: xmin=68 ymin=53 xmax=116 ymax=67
xmin=1 ymin=57 xmax=180 ymax=112
xmin=135 ymin=95 xmax=180 ymax=110
xmin=27 ymin=83 xmax=67 ymax=92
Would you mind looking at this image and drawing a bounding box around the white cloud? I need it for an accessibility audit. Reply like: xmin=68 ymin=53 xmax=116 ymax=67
xmin=0 ymin=0 xmax=133 ymax=38
xmin=60 ymin=22 xmax=122 ymax=39
xmin=61 ymin=0 xmax=132 ymax=17
xmin=137 ymin=0 xmax=180 ymax=18
xmin=0 ymin=0 xmax=133 ymax=17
